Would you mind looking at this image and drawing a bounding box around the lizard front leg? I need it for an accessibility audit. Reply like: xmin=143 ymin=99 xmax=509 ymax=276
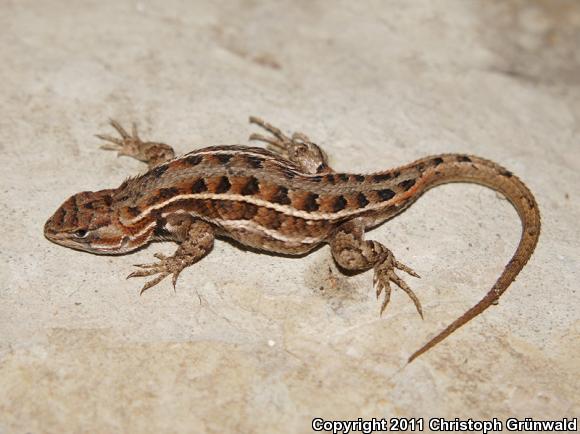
xmin=248 ymin=116 xmax=333 ymax=174
xmin=128 ymin=218 xmax=214 ymax=294
xmin=329 ymin=219 xmax=422 ymax=317
xmin=97 ymin=120 xmax=175 ymax=169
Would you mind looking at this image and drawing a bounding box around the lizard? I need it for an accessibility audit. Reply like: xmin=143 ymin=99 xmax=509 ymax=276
xmin=44 ymin=117 xmax=541 ymax=362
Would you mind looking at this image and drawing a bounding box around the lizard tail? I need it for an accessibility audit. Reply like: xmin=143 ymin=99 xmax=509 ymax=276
xmin=405 ymin=154 xmax=541 ymax=363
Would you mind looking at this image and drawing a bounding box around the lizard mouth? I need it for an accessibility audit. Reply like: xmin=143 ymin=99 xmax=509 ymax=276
xmin=43 ymin=228 xmax=90 ymax=252
xmin=43 ymin=217 xmax=92 ymax=252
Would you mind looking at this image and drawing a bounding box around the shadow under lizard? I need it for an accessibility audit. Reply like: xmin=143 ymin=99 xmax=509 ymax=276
xmin=44 ymin=117 xmax=541 ymax=362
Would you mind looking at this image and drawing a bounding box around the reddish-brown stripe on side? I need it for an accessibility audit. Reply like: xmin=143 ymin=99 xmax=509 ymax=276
xmin=252 ymin=206 xmax=283 ymax=230
xmin=204 ymin=176 xmax=232 ymax=194
xmin=214 ymin=200 xmax=257 ymax=220
xmin=317 ymin=194 xmax=349 ymax=213
xmin=228 ymin=176 xmax=260 ymax=196
xmin=256 ymin=182 xmax=291 ymax=205
xmin=290 ymin=190 xmax=320 ymax=212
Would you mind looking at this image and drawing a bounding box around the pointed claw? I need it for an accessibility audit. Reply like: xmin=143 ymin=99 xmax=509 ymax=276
xmin=405 ymin=290 xmax=424 ymax=319
xmin=379 ymin=284 xmax=392 ymax=316
xmin=127 ymin=270 xmax=144 ymax=279
xmin=391 ymin=273 xmax=424 ymax=319
xmin=128 ymin=268 xmax=160 ymax=278
xmin=139 ymin=273 xmax=168 ymax=295
xmin=395 ymin=260 xmax=420 ymax=278
xmin=171 ymin=272 xmax=179 ymax=290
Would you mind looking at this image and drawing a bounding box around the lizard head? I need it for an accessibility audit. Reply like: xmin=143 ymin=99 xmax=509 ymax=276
xmin=44 ymin=189 xmax=128 ymax=254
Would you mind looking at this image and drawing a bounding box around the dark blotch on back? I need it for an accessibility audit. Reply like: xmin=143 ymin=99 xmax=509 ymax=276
xmin=191 ymin=178 xmax=208 ymax=193
xmin=184 ymin=155 xmax=203 ymax=166
xmin=241 ymin=176 xmax=260 ymax=195
xmin=432 ymin=157 xmax=444 ymax=166
xmin=377 ymin=189 xmax=395 ymax=201
xmin=303 ymin=193 xmax=320 ymax=212
xmin=398 ymin=179 xmax=416 ymax=191
xmin=215 ymin=176 xmax=231 ymax=193
xmin=217 ymin=154 xmax=233 ymax=164
xmin=150 ymin=164 xmax=169 ymax=178
xmin=246 ymin=155 xmax=264 ymax=169
xmin=353 ymin=175 xmax=365 ymax=182
xmin=337 ymin=174 xmax=348 ymax=182
xmin=357 ymin=192 xmax=369 ymax=208
xmin=500 ymin=169 xmax=513 ymax=178
xmin=69 ymin=195 xmax=79 ymax=226
xmin=333 ymin=195 xmax=347 ymax=212
xmin=126 ymin=206 xmax=141 ymax=217
xmin=158 ymin=187 xmax=179 ymax=199
xmin=458 ymin=155 xmax=472 ymax=162
xmin=271 ymin=186 xmax=291 ymax=205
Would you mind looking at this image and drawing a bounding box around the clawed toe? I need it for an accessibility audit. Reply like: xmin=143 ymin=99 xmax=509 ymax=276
xmin=139 ymin=274 xmax=169 ymax=294
xmin=249 ymin=133 xmax=285 ymax=151
xmin=96 ymin=134 xmax=123 ymax=148
xmin=395 ymin=260 xmax=420 ymax=278
xmin=96 ymin=120 xmax=142 ymax=158
xmin=109 ymin=119 xmax=134 ymax=139
xmin=249 ymin=116 xmax=293 ymax=155
xmin=127 ymin=254 xmax=186 ymax=294
xmin=249 ymin=116 xmax=286 ymax=141
xmin=374 ymin=256 xmax=422 ymax=318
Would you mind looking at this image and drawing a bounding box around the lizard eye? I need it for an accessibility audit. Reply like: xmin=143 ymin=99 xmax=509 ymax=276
xmin=73 ymin=229 xmax=89 ymax=238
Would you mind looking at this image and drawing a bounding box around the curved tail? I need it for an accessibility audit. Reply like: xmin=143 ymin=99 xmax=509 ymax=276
xmin=405 ymin=154 xmax=541 ymax=362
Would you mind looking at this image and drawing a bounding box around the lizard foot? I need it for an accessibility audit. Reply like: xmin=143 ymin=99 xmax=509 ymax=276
xmin=127 ymin=253 xmax=189 ymax=294
xmin=373 ymin=251 xmax=422 ymax=318
xmin=249 ymin=116 xmax=330 ymax=174
xmin=96 ymin=120 xmax=174 ymax=167
xmin=97 ymin=120 xmax=145 ymax=158
xmin=248 ymin=116 xmax=294 ymax=157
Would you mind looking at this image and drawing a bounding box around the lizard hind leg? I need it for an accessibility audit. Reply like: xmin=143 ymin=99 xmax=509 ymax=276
xmin=329 ymin=219 xmax=422 ymax=317
xmin=248 ymin=116 xmax=333 ymax=174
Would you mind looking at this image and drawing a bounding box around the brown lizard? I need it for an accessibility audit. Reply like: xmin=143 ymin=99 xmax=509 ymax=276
xmin=44 ymin=117 xmax=541 ymax=362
